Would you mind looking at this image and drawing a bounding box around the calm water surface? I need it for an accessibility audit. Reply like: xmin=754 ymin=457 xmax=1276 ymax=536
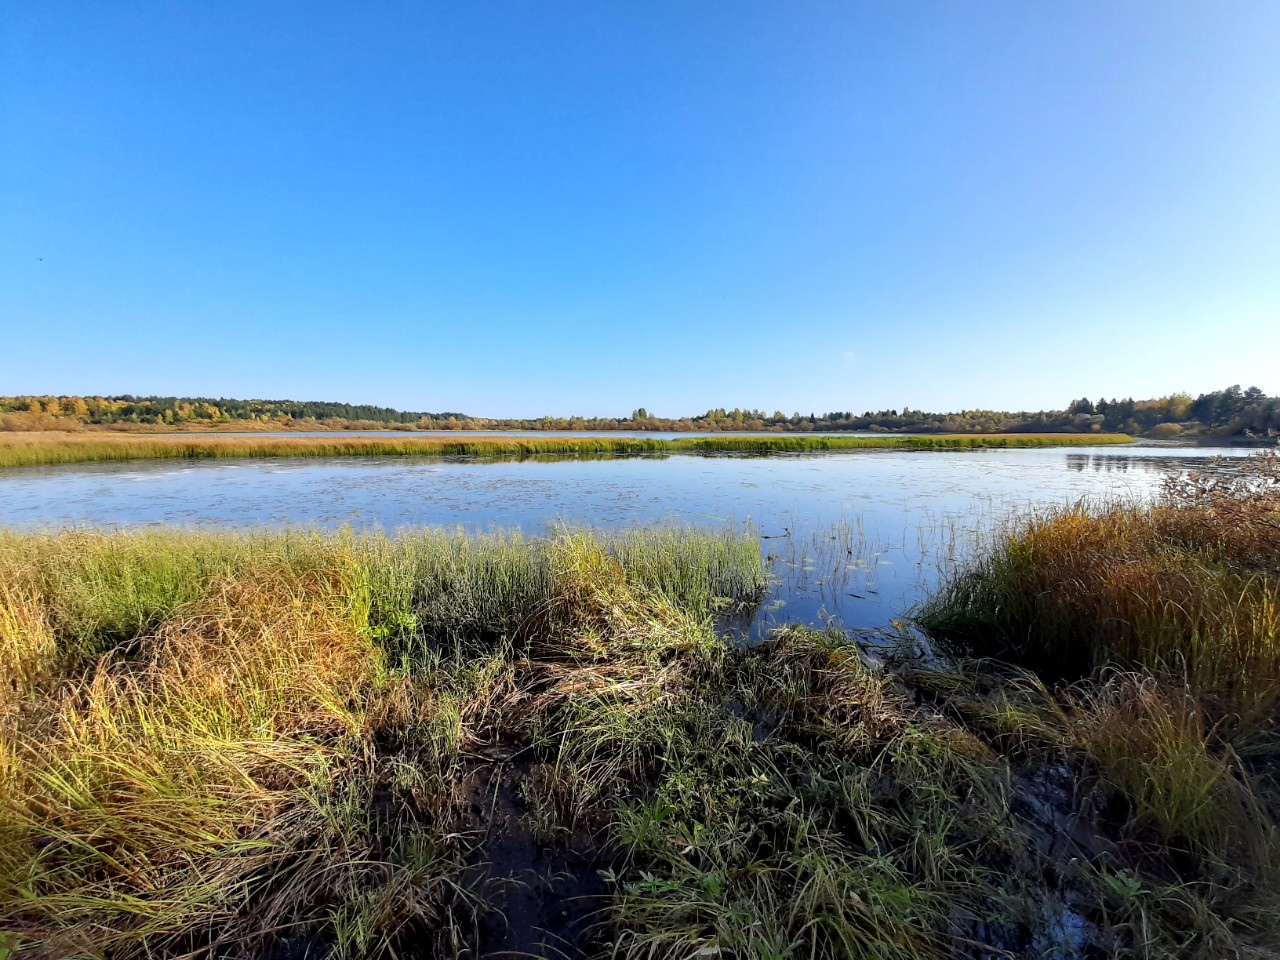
xmin=0 ymin=445 xmax=1254 ymax=635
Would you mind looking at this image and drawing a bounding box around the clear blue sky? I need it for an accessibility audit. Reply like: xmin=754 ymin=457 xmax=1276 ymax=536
xmin=3 ymin=2 xmax=1278 ymax=417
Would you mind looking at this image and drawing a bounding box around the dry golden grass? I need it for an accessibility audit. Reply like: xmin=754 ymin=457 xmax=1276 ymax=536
xmin=0 ymin=559 xmax=386 ymax=952
xmin=0 ymin=580 xmax=57 ymax=715
xmin=922 ymin=455 xmax=1280 ymax=721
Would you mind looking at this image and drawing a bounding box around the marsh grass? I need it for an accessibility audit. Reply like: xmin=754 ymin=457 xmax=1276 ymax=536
xmin=917 ymin=453 xmax=1280 ymax=958
xmin=0 ymin=527 xmax=764 ymax=666
xmin=0 ymin=527 xmax=766 ymax=957
xmin=670 ymin=433 xmax=1134 ymax=454
xmin=919 ymin=457 xmax=1280 ymax=721
xmin=910 ymin=657 xmax=1280 ymax=958
xmin=600 ymin=628 xmax=1026 ymax=960
xmin=0 ymin=525 xmax=1117 ymax=959
xmin=8 ymin=505 xmax=1280 ymax=957
xmin=1069 ymin=673 xmax=1274 ymax=871
xmin=0 ymin=431 xmax=1134 ymax=469
xmin=0 ymin=559 xmax=399 ymax=955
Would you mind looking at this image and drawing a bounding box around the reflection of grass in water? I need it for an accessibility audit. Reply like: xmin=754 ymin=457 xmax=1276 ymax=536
xmin=0 ymin=431 xmax=1135 ymax=469
xmin=759 ymin=513 xmax=980 ymax=633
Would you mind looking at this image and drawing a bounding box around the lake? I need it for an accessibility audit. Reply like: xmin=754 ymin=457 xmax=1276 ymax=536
xmin=0 ymin=444 xmax=1254 ymax=637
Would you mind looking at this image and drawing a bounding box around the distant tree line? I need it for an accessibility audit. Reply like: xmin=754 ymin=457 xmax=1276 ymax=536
xmin=0 ymin=396 xmax=468 ymax=430
xmin=2 ymin=387 xmax=1277 ymax=437
xmin=1061 ymin=386 xmax=1279 ymax=437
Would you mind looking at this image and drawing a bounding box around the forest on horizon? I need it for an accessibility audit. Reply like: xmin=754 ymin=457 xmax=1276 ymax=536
xmin=1 ymin=386 xmax=1277 ymax=438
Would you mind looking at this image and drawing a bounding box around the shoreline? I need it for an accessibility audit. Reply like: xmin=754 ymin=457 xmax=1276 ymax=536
xmin=0 ymin=432 xmax=1136 ymax=470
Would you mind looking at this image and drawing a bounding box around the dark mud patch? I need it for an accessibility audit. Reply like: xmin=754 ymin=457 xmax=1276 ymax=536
xmin=460 ymin=755 xmax=617 ymax=959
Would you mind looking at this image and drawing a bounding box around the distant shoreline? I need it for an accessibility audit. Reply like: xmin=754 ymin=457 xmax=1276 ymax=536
xmin=0 ymin=431 xmax=1137 ymax=470
xmin=0 ymin=421 xmax=1132 ymax=436
xmin=5 ymin=386 xmax=1276 ymax=439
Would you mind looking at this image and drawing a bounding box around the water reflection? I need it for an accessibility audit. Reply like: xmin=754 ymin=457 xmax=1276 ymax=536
xmin=1063 ymin=452 xmax=1245 ymax=474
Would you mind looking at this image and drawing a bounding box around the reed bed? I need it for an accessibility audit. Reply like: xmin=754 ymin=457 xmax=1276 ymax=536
xmin=914 ymin=453 xmax=1280 ymax=957
xmin=669 ymin=432 xmax=1134 ymax=453
xmin=919 ymin=454 xmax=1280 ymax=720
xmin=0 ymin=431 xmax=1134 ymax=469
xmin=0 ymin=527 xmax=766 ymax=668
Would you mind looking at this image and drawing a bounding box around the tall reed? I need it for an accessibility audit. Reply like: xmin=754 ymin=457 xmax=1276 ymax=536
xmin=920 ymin=503 xmax=1280 ymax=718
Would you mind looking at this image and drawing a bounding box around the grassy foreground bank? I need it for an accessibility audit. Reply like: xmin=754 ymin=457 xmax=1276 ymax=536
xmin=0 ymin=431 xmax=1134 ymax=469
xmin=920 ymin=452 xmax=1280 ymax=958
xmin=5 ymin=499 xmax=1279 ymax=958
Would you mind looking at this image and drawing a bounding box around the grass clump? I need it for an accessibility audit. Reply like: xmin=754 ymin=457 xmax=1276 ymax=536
xmin=919 ymin=453 xmax=1280 ymax=718
xmin=1068 ymin=673 xmax=1271 ymax=870
xmin=0 ymin=558 xmax=422 ymax=956
xmin=0 ymin=527 xmax=766 ymax=957
xmin=0 ymin=527 xmax=764 ymax=669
